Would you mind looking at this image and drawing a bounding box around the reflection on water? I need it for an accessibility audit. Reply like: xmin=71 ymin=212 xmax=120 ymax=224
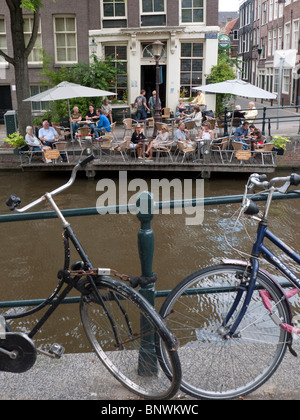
xmin=0 ymin=170 xmax=300 ymax=352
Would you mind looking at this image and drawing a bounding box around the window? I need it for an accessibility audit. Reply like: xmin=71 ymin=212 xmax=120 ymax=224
xmin=0 ymin=17 xmax=7 ymax=65
xmin=274 ymin=68 xmax=279 ymax=93
xmin=285 ymin=22 xmax=291 ymax=50
xmin=181 ymin=0 xmax=204 ymax=24
xmin=30 ymin=85 xmax=50 ymax=112
xmin=180 ymin=42 xmax=203 ymax=97
xmin=283 ymin=69 xmax=290 ymax=94
xmin=141 ymin=0 xmax=166 ymax=27
xmin=54 ymin=16 xmax=77 ymax=64
xmin=24 ymin=17 xmax=42 ymax=64
xmin=293 ymin=20 xmax=299 ymax=50
xmin=102 ymin=0 xmax=127 ymax=28
xmin=104 ymin=45 xmax=128 ymax=101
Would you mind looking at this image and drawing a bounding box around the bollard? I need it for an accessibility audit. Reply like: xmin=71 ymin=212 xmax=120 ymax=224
xmin=136 ymin=191 xmax=158 ymax=376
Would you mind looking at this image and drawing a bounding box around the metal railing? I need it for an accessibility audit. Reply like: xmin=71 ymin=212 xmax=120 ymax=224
xmin=1 ymin=189 xmax=300 ymax=309
xmin=219 ymin=105 xmax=300 ymax=137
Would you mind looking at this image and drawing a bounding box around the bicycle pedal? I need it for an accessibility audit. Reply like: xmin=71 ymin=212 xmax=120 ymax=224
xmin=49 ymin=343 xmax=65 ymax=359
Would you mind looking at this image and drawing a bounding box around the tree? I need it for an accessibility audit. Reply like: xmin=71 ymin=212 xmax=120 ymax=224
xmin=0 ymin=1 xmax=46 ymax=134
xmin=207 ymin=50 xmax=237 ymax=114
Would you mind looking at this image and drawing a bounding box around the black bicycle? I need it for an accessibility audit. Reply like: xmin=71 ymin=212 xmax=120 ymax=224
xmin=0 ymin=155 xmax=181 ymax=400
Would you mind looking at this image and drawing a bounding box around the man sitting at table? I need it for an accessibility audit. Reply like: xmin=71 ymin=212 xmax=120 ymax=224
xmin=39 ymin=120 xmax=68 ymax=162
xmin=70 ymin=106 xmax=82 ymax=135
xmin=94 ymin=110 xmax=111 ymax=138
xmin=233 ymin=121 xmax=250 ymax=150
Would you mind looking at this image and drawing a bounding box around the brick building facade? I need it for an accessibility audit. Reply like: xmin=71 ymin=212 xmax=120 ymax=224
xmin=0 ymin=0 xmax=220 ymax=121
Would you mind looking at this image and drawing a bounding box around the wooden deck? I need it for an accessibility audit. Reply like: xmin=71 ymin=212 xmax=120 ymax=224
xmin=19 ymin=150 xmax=277 ymax=178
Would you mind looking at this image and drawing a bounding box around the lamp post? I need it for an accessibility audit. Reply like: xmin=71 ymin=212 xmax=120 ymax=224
xmin=151 ymin=40 xmax=165 ymax=137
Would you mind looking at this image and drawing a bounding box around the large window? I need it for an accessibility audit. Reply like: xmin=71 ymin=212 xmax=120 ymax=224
xmin=104 ymin=45 xmax=128 ymax=101
xmin=181 ymin=0 xmax=204 ymax=24
xmin=54 ymin=16 xmax=77 ymax=64
xmin=0 ymin=17 xmax=7 ymax=65
xmin=24 ymin=17 xmax=43 ymax=64
xmin=102 ymin=0 xmax=127 ymax=28
xmin=180 ymin=42 xmax=203 ymax=98
xmin=141 ymin=0 xmax=166 ymax=27
xmin=30 ymin=85 xmax=50 ymax=112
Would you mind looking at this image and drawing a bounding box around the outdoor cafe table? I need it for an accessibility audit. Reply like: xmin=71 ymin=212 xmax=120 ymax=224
xmin=243 ymin=137 xmax=257 ymax=151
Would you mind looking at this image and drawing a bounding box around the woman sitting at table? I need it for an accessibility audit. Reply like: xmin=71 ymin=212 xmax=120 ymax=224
xmin=85 ymin=104 xmax=99 ymax=132
xmin=252 ymin=128 xmax=264 ymax=148
xmin=70 ymin=106 xmax=82 ymax=135
xmin=146 ymin=125 xmax=171 ymax=160
xmin=130 ymin=124 xmax=145 ymax=159
xmin=183 ymin=105 xmax=202 ymax=128
xmin=25 ymin=126 xmax=51 ymax=162
xmin=196 ymin=122 xmax=215 ymax=157
xmin=176 ymin=99 xmax=186 ymax=118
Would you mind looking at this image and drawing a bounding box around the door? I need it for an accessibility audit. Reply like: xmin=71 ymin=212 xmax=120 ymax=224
xmin=141 ymin=65 xmax=166 ymax=108
xmin=0 ymin=86 xmax=12 ymax=124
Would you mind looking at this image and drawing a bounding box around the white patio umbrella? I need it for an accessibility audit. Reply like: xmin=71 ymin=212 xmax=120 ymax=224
xmin=193 ymin=79 xmax=277 ymax=138
xmin=24 ymin=81 xmax=117 ymax=141
xmin=193 ymin=79 xmax=277 ymax=100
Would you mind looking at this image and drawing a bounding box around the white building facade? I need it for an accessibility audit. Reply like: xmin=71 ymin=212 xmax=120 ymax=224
xmin=89 ymin=0 xmax=219 ymax=113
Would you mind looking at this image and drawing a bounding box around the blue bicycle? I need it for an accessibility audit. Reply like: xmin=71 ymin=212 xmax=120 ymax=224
xmin=158 ymin=172 xmax=300 ymax=400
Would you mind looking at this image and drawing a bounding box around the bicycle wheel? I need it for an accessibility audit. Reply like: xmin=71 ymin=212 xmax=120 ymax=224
xmin=80 ymin=276 xmax=181 ymax=400
xmin=158 ymin=264 xmax=291 ymax=400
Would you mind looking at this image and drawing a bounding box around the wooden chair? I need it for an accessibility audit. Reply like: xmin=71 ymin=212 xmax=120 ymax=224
xmin=211 ymin=137 xmax=229 ymax=164
xmin=177 ymin=141 xmax=196 ymax=163
xmin=162 ymin=107 xmax=170 ymax=119
xmin=53 ymin=141 xmax=69 ymax=163
xmin=255 ymin=143 xmax=275 ymax=165
xmin=99 ymin=135 xmax=113 ymax=161
xmin=111 ymin=140 xmax=128 ymax=162
xmin=123 ymin=118 xmax=138 ymax=137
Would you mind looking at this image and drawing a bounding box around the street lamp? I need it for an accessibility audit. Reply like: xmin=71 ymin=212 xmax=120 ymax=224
xmin=151 ymin=40 xmax=165 ymax=137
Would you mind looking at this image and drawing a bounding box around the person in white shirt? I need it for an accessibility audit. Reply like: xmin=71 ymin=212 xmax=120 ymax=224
xmin=38 ymin=120 xmax=58 ymax=148
xmin=146 ymin=125 xmax=171 ymax=159
xmin=244 ymin=102 xmax=258 ymax=123
xmin=183 ymin=105 xmax=202 ymax=127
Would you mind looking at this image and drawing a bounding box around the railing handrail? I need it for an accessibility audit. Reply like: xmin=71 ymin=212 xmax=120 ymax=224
xmin=1 ymin=190 xmax=300 ymax=224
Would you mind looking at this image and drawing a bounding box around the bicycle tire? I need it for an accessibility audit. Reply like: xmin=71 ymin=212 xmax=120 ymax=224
xmin=158 ymin=264 xmax=291 ymax=400
xmin=80 ymin=276 xmax=181 ymax=400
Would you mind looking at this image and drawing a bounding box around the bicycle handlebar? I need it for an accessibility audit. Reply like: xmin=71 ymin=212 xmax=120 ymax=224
xmin=249 ymin=173 xmax=300 ymax=190
xmin=6 ymin=154 xmax=95 ymax=213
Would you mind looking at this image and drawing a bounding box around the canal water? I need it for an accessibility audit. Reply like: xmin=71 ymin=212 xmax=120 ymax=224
xmin=1 ymin=169 xmax=300 ymax=353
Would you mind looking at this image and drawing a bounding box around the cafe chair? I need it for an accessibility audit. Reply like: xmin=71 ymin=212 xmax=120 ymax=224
xmin=53 ymin=141 xmax=69 ymax=163
xmin=123 ymin=118 xmax=138 ymax=137
xmin=99 ymin=135 xmax=113 ymax=161
xmin=176 ymin=141 xmax=196 ymax=163
xmin=162 ymin=107 xmax=171 ymax=119
xmin=210 ymin=137 xmax=229 ymax=164
xmin=111 ymin=140 xmax=128 ymax=162
xmin=254 ymin=143 xmax=275 ymax=165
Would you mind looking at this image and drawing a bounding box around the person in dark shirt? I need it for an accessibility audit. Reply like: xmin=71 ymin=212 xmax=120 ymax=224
xmin=130 ymin=124 xmax=146 ymax=159
xmin=85 ymin=104 xmax=99 ymax=132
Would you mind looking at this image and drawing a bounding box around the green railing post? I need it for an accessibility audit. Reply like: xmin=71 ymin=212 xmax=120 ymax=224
xmin=262 ymin=107 xmax=267 ymax=136
xmin=136 ymin=191 xmax=157 ymax=375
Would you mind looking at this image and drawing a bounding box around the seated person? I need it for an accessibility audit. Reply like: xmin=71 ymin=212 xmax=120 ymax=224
xmin=197 ymin=121 xmax=215 ymax=141
xmin=183 ymin=105 xmax=202 ymax=127
xmin=85 ymin=104 xmax=99 ymax=131
xmin=101 ymin=98 xmax=113 ymax=124
xmin=146 ymin=125 xmax=171 ymax=160
xmin=176 ymin=99 xmax=186 ymax=118
xmin=39 ymin=120 xmax=58 ymax=148
xmin=252 ymin=128 xmax=264 ymax=148
xmin=130 ymin=124 xmax=145 ymax=159
xmin=244 ymin=102 xmax=258 ymax=123
xmin=38 ymin=120 xmax=67 ymax=162
xmin=233 ymin=121 xmax=250 ymax=150
xmin=94 ymin=110 xmax=112 ymax=138
xmin=70 ymin=106 xmax=82 ymax=135
xmin=25 ymin=126 xmax=51 ymax=152
xmin=174 ymin=122 xmax=195 ymax=148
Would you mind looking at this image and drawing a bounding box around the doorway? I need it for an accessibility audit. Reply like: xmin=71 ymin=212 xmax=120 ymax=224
xmin=0 ymin=85 xmax=12 ymax=124
xmin=141 ymin=65 xmax=166 ymax=108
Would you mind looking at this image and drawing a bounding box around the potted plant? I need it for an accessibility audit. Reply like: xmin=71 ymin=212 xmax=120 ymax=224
xmin=272 ymin=135 xmax=291 ymax=155
xmin=4 ymin=132 xmax=28 ymax=155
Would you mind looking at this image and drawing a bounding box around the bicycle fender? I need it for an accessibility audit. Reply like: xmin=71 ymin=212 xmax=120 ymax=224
xmin=222 ymin=259 xmax=296 ymax=355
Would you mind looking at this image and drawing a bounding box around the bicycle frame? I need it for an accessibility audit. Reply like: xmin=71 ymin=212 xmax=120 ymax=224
xmin=225 ymin=189 xmax=300 ymax=338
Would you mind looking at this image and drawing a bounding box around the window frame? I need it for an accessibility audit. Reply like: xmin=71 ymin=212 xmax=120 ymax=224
xmin=180 ymin=0 xmax=205 ymax=25
xmin=53 ymin=15 xmax=78 ymax=65
xmin=104 ymin=44 xmax=128 ymax=102
xmin=23 ymin=16 xmax=43 ymax=65
xmin=102 ymin=0 xmax=127 ymax=20
xmin=140 ymin=0 xmax=167 ymax=27
xmin=180 ymin=41 xmax=204 ymax=98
